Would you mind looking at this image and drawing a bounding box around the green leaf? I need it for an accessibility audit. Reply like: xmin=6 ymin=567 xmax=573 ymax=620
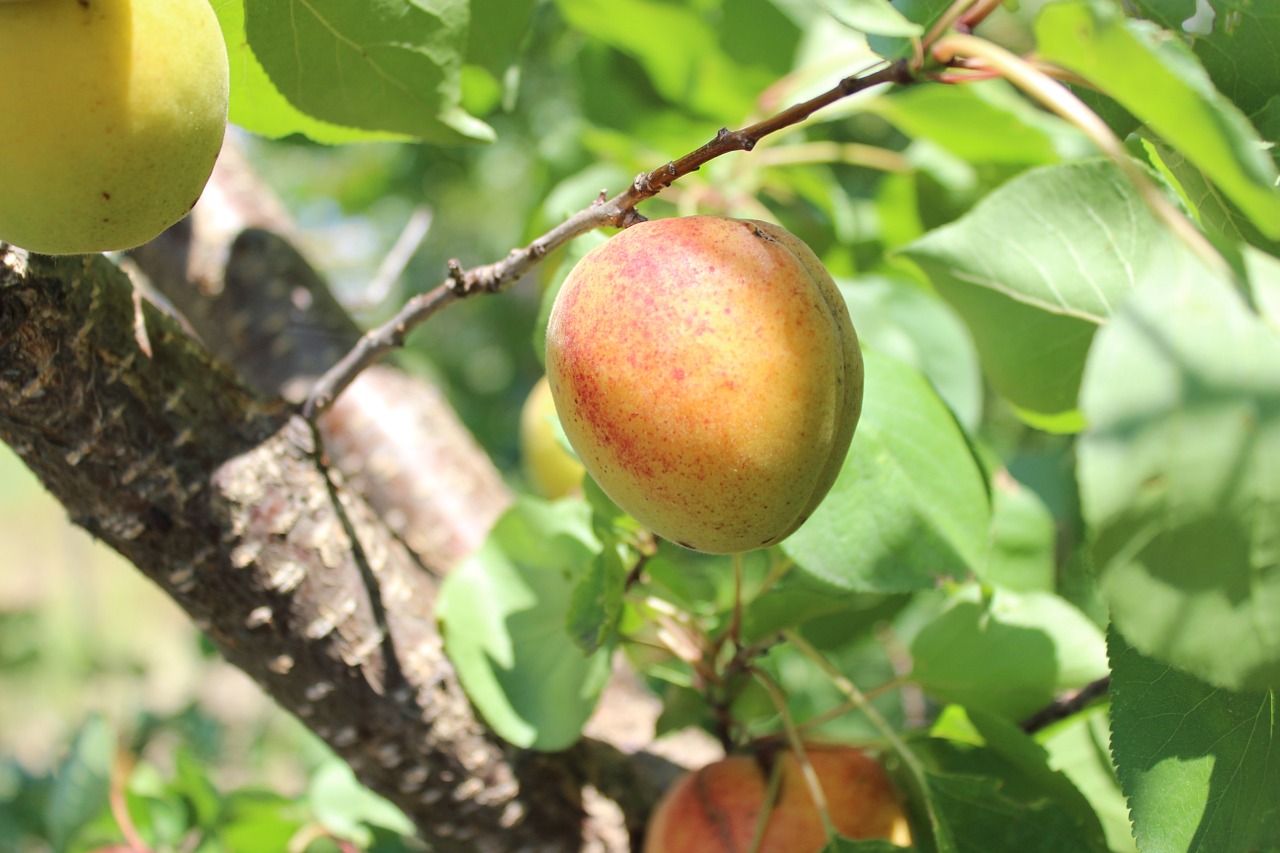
xmin=766 ymin=627 xmax=905 ymax=742
xmin=219 ymin=789 xmax=306 ymax=852
xmin=172 ymin=748 xmax=222 ymax=832
xmin=466 ymin=0 xmax=538 ymax=73
xmin=213 ymin=1 xmax=406 ymax=143
xmin=869 ymin=81 xmax=1087 ymax=166
xmin=741 ymin=571 xmax=902 ymax=646
xmin=308 ymin=759 xmax=415 ymax=846
xmin=866 ymin=0 xmax=951 ymax=59
xmin=565 ymin=546 xmax=626 ymax=656
xmin=1037 ymin=706 xmax=1137 ymax=853
xmin=121 ymin=764 xmax=191 ymax=851
xmin=244 ymin=0 xmax=494 ymax=144
xmin=44 ymin=715 xmax=113 ymax=852
xmin=911 ymin=586 xmax=1110 ymax=722
xmin=906 ymin=157 xmax=1202 ymax=324
xmin=1138 ymin=135 xmax=1280 ymax=257
xmin=438 ymin=497 xmax=611 ymax=750
xmin=783 ymin=351 xmax=991 ymax=593
xmin=839 ymin=275 xmax=982 ymax=431
xmin=1244 ymin=245 xmax=1280 ymax=335
xmin=1078 ymin=272 xmax=1280 ymax=690
xmin=1108 ymin=627 xmax=1280 ymax=851
xmin=1129 ymin=0 xmax=1280 ymax=117
xmin=822 ymin=0 xmax=923 ymax=38
xmin=901 ymin=158 xmax=1207 ymax=427
xmin=980 ymin=471 xmax=1057 ymax=592
xmin=554 ymin=0 xmax=781 ymax=122
xmin=1035 ymin=0 xmax=1280 ymax=237
xmin=917 ymin=707 xmax=1110 ymax=853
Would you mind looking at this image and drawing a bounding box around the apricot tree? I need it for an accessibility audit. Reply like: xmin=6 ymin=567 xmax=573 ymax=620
xmin=1 ymin=1 xmax=1277 ymax=852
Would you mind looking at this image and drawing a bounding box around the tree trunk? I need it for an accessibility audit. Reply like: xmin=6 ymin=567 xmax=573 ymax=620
xmin=0 ymin=145 xmax=693 ymax=851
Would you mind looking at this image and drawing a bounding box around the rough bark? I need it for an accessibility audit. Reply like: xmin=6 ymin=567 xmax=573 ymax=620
xmin=128 ymin=144 xmax=512 ymax=571
xmin=0 ymin=248 xmax=586 ymax=850
xmin=0 ymin=140 xmax=713 ymax=851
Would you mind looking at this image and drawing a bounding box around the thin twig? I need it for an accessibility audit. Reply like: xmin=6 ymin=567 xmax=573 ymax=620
xmin=301 ymin=59 xmax=914 ymax=420
xmin=1020 ymin=676 xmax=1111 ymax=733
xmin=351 ymin=205 xmax=434 ymax=311
xmin=752 ymin=669 xmax=840 ymax=844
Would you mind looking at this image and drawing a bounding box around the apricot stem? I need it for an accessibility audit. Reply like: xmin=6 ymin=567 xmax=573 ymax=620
xmin=752 ymin=669 xmax=841 ymax=845
xmin=923 ymin=0 xmax=980 ymax=51
xmin=748 ymin=141 xmax=911 ymax=173
xmin=784 ymin=630 xmax=953 ymax=850
xmin=746 ymin=757 xmax=786 ymax=853
xmin=727 ymin=552 xmax=745 ymax=650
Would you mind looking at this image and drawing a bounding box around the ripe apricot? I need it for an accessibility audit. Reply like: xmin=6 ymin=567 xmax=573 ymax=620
xmin=544 ymin=216 xmax=862 ymax=554
xmin=644 ymin=744 xmax=911 ymax=853
xmin=0 ymin=0 xmax=229 ymax=254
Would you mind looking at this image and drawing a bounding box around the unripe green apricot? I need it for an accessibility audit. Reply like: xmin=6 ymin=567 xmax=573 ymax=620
xmin=0 ymin=0 xmax=229 ymax=255
xmin=545 ymin=215 xmax=862 ymax=554
xmin=520 ymin=375 xmax=586 ymax=499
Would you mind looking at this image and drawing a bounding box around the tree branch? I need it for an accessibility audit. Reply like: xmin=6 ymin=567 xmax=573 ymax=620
xmin=128 ymin=142 xmax=513 ymax=572
xmin=0 ymin=250 xmax=657 ymax=851
xmin=301 ymin=59 xmax=914 ymax=421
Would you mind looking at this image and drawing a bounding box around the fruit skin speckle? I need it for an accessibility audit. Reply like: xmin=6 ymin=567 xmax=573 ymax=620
xmin=545 ymin=215 xmax=863 ymax=555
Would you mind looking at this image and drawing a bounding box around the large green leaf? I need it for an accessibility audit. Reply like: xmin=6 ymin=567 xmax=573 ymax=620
xmin=243 ymin=0 xmax=493 ymax=143
xmin=1245 ymin=245 xmax=1280 ymax=335
xmin=213 ymin=0 xmax=405 ymax=142
xmin=438 ymin=498 xmax=611 ymax=750
xmin=1139 ymin=135 xmax=1280 ymax=257
xmin=911 ymin=586 xmax=1110 ymax=722
xmin=822 ymin=0 xmax=923 ymax=38
xmin=1130 ymin=0 xmax=1280 ymax=117
xmin=1079 ymin=272 xmax=1280 ymax=690
xmin=901 ymin=158 xmax=1207 ymax=429
xmin=904 ymin=158 xmax=1201 ymax=324
xmin=783 ymin=351 xmax=991 ymax=593
xmin=866 ymin=0 xmax=951 ymax=59
xmin=554 ymin=0 xmax=782 ymax=122
xmin=838 ymin=275 xmax=982 ymax=431
xmin=916 ymin=706 xmax=1110 ymax=853
xmin=1108 ymin=627 xmax=1280 ymax=851
xmin=1036 ymin=0 xmax=1280 ymax=238
xmin=980 ymin=472 xmax=1057 ymax=592
xmin=868 ymin=81 xmax=1088 ymax=166
xmin=1037 ymin=707 xmax=1137 ymax=853
xmin=466 ymin=0 xmax=538 ymax=72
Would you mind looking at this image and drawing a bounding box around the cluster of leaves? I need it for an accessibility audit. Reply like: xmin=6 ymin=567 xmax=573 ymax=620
xmin=420 ymin=2 xmax=1276 ymax=852
xmin=0 ymin=714 xmax=421 ymax=853
xmin=14 ymin=0 xmax=1277 ymax=851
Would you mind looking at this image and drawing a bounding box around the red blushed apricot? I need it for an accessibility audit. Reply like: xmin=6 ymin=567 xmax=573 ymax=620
xmin=643 ymin=745 xmax=911 ymax=853
xmin=545 ymin=216 xmax=863 ymax=554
